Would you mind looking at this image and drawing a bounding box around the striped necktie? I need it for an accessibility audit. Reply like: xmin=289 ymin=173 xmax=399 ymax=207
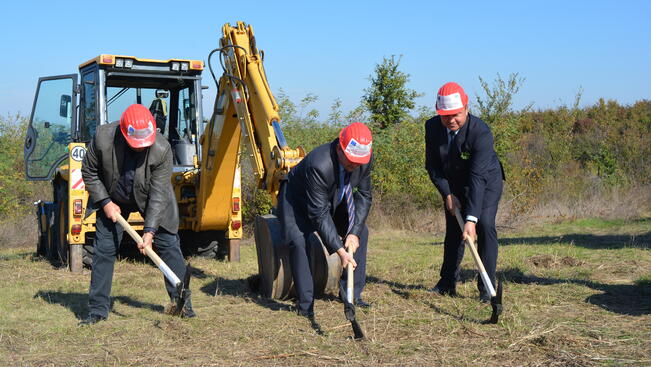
xmin=344 ymin=173 xmax=355 ymax=235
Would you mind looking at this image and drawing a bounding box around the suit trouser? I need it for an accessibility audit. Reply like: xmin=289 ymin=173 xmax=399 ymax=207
xmin=440 ymin=204 xmax=499 ymax=292
xmin=440 ymin=177 xmax=502 ymax=293
xmin=289 ymin=225 xmax=369 ymax=313
xmin=88 ymin=209 xmax=186 ymax=318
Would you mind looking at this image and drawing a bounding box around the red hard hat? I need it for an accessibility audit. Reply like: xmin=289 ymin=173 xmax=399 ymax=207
xmin=120 ymin=104 xmax=157 ymax=148
xmin=339 ymin=122 xmax=372 ymax=164
xmin=436 ymin=82 xmax=468 ymax=116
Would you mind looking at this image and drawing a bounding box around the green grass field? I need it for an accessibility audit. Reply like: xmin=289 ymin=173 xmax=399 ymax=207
xmin=1 ymin=217 xmax=649 ymax=366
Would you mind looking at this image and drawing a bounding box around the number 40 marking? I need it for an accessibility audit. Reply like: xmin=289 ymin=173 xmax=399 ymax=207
xmin=71 ymin=146 xmax=87 ymax=162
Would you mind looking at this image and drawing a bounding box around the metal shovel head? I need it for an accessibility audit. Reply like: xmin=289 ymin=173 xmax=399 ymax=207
xmin=172 ymin=263 xmax=192 ymax=317
xmin=489 ymin=278 xmax=503 ymax=324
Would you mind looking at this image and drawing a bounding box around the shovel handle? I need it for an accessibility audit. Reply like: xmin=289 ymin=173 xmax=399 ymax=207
xmin=115 ymin=213 xmax=182 ymax=288
xmin=454 ymin=208 xmax=496 ymax=297
xmin=347 ymin=246 xmax=354 ymax=304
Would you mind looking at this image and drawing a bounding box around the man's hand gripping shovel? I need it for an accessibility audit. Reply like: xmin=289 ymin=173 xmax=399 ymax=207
xmin=115 ymin=213 xmax=191 ymax=317
xmin=454 ymin=208 xmax=503 ymax=324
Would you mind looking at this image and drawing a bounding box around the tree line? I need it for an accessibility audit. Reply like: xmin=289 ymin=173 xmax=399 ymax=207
xmin=1 ymin=56 xmax=649 ymax=229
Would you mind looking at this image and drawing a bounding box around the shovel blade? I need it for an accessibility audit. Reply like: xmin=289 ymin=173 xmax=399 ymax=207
xmin=351 ymin=319 xmax=365 ymax=340
xmin=489 ymin=278 xmax=503 ymax=324
xmin=172 ymin=263 xmax=192 ymax=317
xmin=339 ymin=282 xmax=365 ymax=340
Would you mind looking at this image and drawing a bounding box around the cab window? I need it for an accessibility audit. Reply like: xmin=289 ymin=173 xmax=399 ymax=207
xmin=80 ymin=71 xmax=97 ymax=141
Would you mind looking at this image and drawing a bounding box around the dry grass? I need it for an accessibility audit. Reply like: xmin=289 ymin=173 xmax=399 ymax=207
xmin=0 ymin=214 xmax=39 ymax=249
xmin=1 ymin=215 xmax=650 ymax=366
xmin=526 ymin=184 xmax=651 ymax=225
xmin=368 ymin=185 xmax=651 ymax=237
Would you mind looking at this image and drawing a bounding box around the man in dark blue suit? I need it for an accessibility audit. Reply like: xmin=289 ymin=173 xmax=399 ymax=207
xmin=425 ymin=82 xmax=505 ymax=302
xmin=278 ymin=122 xmax=373 ymax=318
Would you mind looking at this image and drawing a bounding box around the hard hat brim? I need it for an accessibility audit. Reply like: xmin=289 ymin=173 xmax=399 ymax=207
xmin=342 ymin=149 xmax=372 ymax=165
xmin=436 ymin=106 xmax=465 ymax=116
xmin=121 ymin=130 xmax=156 ymax=148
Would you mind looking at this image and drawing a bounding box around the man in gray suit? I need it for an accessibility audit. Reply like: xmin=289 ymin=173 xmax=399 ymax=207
xmin=80 ymin=104 xmax=193 ymax=325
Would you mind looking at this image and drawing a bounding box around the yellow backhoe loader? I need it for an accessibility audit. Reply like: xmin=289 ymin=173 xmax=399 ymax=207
xmin=25 ymin=21 xmax=341 ymax=299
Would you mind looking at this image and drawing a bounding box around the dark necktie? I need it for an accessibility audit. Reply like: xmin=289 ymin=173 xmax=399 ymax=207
xmin=448 ymin=130 xmax=457 ymax=157
xmin=343 ymin=172 xmax=355 ymax=235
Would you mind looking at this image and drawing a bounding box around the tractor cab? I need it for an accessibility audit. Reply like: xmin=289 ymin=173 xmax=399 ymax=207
xmin=24 ymin=54 xmax=205 ymax=181
xmin=23 ymin=55 xmax=205 ymax=271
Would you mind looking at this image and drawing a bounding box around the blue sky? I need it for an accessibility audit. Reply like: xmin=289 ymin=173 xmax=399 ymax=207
xmin=1 ymin=0 xmax=649 ymax=120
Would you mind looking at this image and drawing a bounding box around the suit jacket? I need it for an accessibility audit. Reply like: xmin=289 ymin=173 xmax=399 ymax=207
xmin=425 ymin=114 xmax=504 ymax=219
xmin=278 ymin=138 xmax=372 ymax=254
xmin=81 ymin=122 xmax=179 ymax=233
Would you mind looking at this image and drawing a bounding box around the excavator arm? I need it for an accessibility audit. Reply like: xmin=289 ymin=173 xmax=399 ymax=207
xmin=200 ymin=22 xmax=340 ymax=297
xmin=200 ymin=21 xmax=304 ymax=212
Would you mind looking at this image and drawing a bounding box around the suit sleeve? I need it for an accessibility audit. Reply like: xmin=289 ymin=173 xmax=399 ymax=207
xmin=424 ymin=119 xmax=451 ymax=198
xmin=466 ymin=127 xmax=495 ymax=219
xmin=306 ymin=165 xmax=344 ymax=254
xmin=143 ymin=144 xmax=173 ymax=231
xmin=81 ymin=136 xmax=110 ymax=206
xmin=350 ymin=159 xmax=372 ymax=236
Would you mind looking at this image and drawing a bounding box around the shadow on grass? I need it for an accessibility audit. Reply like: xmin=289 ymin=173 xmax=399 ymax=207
xmin=199 ymin=274 xmax=293 ymax=312
xmin=423 ymin=301 xmax=488 ymax=324
xmin=4 ymin=249 xmax=69 ymax=269
xmin=501 ymin=267 xmax=651 ymax=316
xmin=367 ymin=274 xmax=496 ymax=323
xmin=34 ymin=291 xmax=88 ymax=319
xmin=367 ymin=269 xmax=485 ymax=300
xmin=0 ymin=251 xmax=34 ymax=262
xmin=34 ymin=291 xmax=164 ymax=319
xmin=366 ymin=276 xmax=429 ymax=292
xmin=499 ymin=231 xmax=650 ymax=249
xmin=196 ymin=269 xmax=333 ymax=335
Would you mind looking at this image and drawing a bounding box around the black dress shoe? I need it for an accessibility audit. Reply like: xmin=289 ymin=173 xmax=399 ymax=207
xmin=431 ymin=284 xmax=457 ymax=297
xmin=297 ymin=309 xmax=315 ymax=318
xmin=78 ymin=314 xmax=106 ymax=326
xmin=354 ymin=299 xmax=372 ymax=309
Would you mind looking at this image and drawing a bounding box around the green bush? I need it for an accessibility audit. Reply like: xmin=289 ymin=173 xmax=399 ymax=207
xmin=5 ymin=81 xmax=648 ymax=231
xmin=0 ymin=115 xmax=50 ymax=220
xmin=274 ymin=94 xmax=651 ymax=224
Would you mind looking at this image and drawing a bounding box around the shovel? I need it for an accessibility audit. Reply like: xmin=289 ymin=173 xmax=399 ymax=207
xmin=115 ymin=213 xmax=191 ymax=317
xmin=454 ymin=208 xmax=503 ymax=324
xmin=338 ymin=246 xmax=365 ymax=340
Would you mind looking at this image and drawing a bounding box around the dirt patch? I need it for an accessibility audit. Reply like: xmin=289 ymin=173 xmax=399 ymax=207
xmin=529 ymin=254 xmax=584 ymax=268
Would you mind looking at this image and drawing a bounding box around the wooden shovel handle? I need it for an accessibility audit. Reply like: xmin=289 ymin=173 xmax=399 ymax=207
xmin=115 ymin=213 xmax=182 ymax=288
xmin=454 ymin=208 xmax=496 ymax=297
xmin=347 ymin=246 xmax=354 ymax=303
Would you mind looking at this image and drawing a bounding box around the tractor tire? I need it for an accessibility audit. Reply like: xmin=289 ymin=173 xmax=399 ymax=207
xmin=36 ymin=219 xmax=49 ymax=257
xmin=52 ymin=181 xmax=69 ymax=267
xmin=82 ymin=233 xmax=94 ymax=268
xmin=197 ymin=240 xmax=220 ymax=258
xmin=45 ymin=213 xmax=56 ymax=261
xmin=180 ymin=230 xmax=226 ymax=259
xmin=35 ymin=203 xmax=49 ymax=257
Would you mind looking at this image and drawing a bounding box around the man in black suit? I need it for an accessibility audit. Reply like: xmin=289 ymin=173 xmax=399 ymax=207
xmin=278 ymin=122 xmax=373 ymax=318
xmin=424 ymin=82 xmax=504 ymax=302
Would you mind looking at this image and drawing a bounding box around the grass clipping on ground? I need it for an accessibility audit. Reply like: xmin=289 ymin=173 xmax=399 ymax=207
xmin=0 ymin=217 xmax=650 ymax=366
